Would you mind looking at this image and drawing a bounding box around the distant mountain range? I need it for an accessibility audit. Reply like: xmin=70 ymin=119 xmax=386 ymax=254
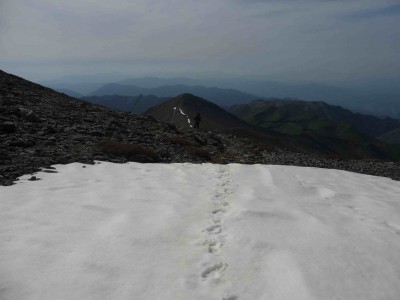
xmin=88 ymin=83 xmax=259 ymax=107
xmin=82 ymin=95 xmax=170 ymax=114
xmin=230 ymin=99 xmax=400 ymax=159
xmin=42 ymin=75 xmax=400 ymax=118
xmin=145 ymin=94 xmax=400 ymax=160
xmin=57 ymin=88 xmax=84 ymax=98
xmin=230 ymin=99 xmax=400 ymax=138
xmin=80 ymin=89 xmax=400 ymax=153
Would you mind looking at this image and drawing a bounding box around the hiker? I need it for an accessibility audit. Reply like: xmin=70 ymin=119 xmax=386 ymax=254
xmin=194 ymin=112 xmax=201 ymax=129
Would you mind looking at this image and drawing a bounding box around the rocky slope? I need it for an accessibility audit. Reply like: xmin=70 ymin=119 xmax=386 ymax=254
xmin=1 ymin=70 xmax=400 ymax=185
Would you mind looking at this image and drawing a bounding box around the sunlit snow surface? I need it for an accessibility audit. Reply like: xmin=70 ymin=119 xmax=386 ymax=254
xmin=1 ymin=162 xmax=400 ymax=300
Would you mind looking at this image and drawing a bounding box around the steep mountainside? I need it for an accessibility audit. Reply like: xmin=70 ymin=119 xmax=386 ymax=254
xmin=89 ymin=83 xmax=259 ymax=106
xmin=82 ymin=95 xmax=170 ymax=114
xmin=231 ymin=99 xmax=400 ymax=138
xmin=230 ymin=99 xmax=400 ymax=160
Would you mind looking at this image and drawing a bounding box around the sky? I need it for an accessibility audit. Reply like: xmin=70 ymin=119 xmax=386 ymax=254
xmin=2 ymin=162 xmax=400 ymax=299
xmin=0 ymin=0 xmax=399 ymax=82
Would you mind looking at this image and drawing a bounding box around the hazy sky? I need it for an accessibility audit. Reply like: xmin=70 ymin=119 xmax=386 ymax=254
xmin=0 ymin=0 xmax=399 ymax=82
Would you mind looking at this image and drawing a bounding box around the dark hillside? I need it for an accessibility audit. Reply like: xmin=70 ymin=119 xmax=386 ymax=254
xmin=231 ymin=99 xmax=400 ymax=138
xmin=82 ymin=95 xmax=169 ymax=114
xmin=145 ymin=93 xmax=250 ymax=131
xmin=230 ymin=99 xmax=400 ymax=160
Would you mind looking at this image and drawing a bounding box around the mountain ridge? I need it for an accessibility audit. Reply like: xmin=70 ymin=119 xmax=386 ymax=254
xmin=82 ymin=95 xmax=170 ymax=114
xmin=231 ymin=99 xmax=400 ymax=138
xmin=43 ymin=75 xmax=400 ymax=118
xmin=88 ymin=83 xmax=261 ymax=106
xmin=145 ymin=93 xmax=251 ymax=131
xmin=1 ymin=69 xmax=400 ymax=185
xmin=230 ymin=99 xmax=400 ymax=160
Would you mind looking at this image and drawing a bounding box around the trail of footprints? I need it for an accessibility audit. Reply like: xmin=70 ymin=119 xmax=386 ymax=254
xmin=199 ymin=166 xmax=238 ymax=299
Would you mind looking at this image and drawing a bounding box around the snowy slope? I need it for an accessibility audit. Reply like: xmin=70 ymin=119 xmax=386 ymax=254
xmin=1 ymin=163 xmax=400 ymax=300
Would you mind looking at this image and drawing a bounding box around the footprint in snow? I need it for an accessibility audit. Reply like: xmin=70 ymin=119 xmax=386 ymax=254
xmin=202 ymin=239 xmax=223 ymax=254
xmin=207 ymin=240 xmax=223 ymax=254
xmin=201 ymin=263 xmax=228 ymax=279
xmin=212 ymin=217 xmax=222 ymax=224
xmin=206 ymin=224 xmax=222 ymax=234
xmin=212 ymin=208 xmax=225 ymax=215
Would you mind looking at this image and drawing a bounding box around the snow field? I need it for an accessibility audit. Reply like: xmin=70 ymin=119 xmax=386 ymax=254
xmin=1 ymin=162 xmax=400 ymax=299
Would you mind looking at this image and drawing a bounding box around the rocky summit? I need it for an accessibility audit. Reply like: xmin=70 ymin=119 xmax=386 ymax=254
xmin=1 ymin=69 xmax=400 ymax=185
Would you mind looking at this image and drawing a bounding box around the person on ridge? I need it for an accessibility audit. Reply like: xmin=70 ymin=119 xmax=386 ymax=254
xmin=194 ymin=112 xmax=201 ymax=129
